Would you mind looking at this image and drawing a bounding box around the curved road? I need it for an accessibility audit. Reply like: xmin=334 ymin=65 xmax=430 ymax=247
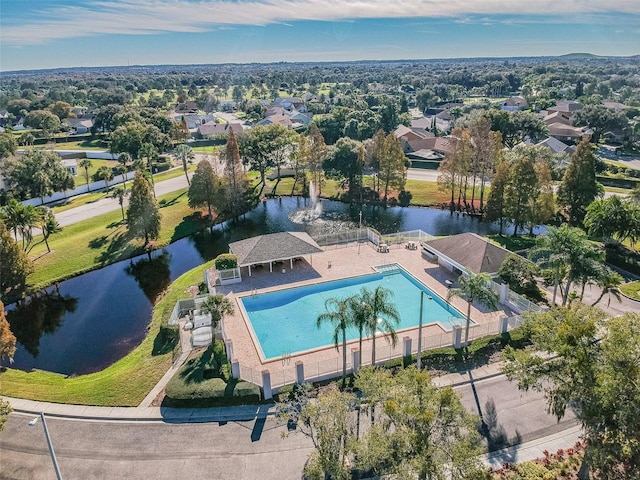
xmin=0 ymin=374 xmax=577 ymax=480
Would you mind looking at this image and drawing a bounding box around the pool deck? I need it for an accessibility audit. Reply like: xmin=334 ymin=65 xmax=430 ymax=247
xmin=214 ymin=241 xmax=512 ymax=384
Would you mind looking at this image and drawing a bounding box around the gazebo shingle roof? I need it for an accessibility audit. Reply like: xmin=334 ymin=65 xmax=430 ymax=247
xmin=424 ymin=233 xmax=511 ymax=274
xmin=229 ymin=232 xmax=323 ymax=266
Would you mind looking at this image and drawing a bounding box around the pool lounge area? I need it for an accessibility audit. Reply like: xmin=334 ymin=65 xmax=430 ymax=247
xmin=212 ymin=237 xmax=514 ymax=392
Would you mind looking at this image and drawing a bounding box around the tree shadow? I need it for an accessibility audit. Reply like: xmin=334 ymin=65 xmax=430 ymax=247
xmin=151 ymin=325 xmax=179 ymax=356
xmin=169 ymin=212 xmax=210 ymax=244
xmin=7 ymin=289 xmax=78 ymax=358
xmin=88 ymin=235 xmax=108 ymax=249
xmin=158 ymin=191 xmax=186 ymax=209
xmin=125 ymin=251 xmax=172 ymax=304
xmin=95 ymin=231 xmax=134 ymax=265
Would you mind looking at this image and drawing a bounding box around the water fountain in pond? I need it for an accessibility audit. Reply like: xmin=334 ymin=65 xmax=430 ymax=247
xmin=288 ymin=181 xmax=355 ymax=235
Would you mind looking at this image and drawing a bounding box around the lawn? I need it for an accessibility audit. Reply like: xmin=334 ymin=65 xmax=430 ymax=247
xmin=51 ymin=190 xmax=113 ymax=213
xmin=620 ymin=281 xmax=640 ymax=301
xmin=52 ymin=138 xmax=108 ymax=151
xmin=487 ymin=234 xmax=537 ymax=252
xmin=27 ymin=186 xmax=210 ymax=289
xmin=0 ymin=258 xmax=216 ymax=406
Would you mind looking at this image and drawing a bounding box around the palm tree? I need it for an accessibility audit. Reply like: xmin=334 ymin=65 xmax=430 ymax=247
xmin=591 ymin=267 xmax=623 ymax=307
xmin=200 ymin=294 xmax=234 ymax=331
xmin=447 ymin=270 xmax=499 ymax=348
xmin=140 ymin=143 xmax=158 ymax=198
xmin=95 ymin=165 xmax=114 ymax=188
xmin=529 ymin=225 xmax=584 ymax=307
xmin=78 ymin=158 xmax=93 ymax=192
xmin=347 ymin=289 xmax=372 ymax=358
xmin=115 ymin=165 xmax=127 ymax=189
xmin=317 ymin=297 xmax=353 ymax=387
xmin=112 ymin=187 xmax=128 ymax=222
xmin=365 ymin=286 xmax=401 ymax=366
xmin=174 ymin=143 xmax=194 ymax=186
xmin=36 ymin=206 xmax=60 ymax=253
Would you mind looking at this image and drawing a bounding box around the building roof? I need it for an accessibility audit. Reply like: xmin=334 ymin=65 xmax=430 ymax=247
xmin=548 ymin=100 xmax=583 ymax=114
xmin=548 ymin=122 xmax=589 ymax=138
xmin=198 ymin=122 xmax=246 ymax=137
xmin=424 ymin=233 xmax=512 ymax=275
xmin=229 ymin=232 xmax=323 ymax=266
xmin=536 ymin=136 xmax=574 ymax=155
xmin=542 ymin=111 xmax=572 ymax=126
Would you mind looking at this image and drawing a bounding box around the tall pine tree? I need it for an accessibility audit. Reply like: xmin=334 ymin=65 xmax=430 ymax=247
xmin=222 ymin=128 xmax=252 ymax=221
xmin=557 ymin=140 xmax=602 ymax=226
xmin=127 ymin=171 xmax=161 ymax=246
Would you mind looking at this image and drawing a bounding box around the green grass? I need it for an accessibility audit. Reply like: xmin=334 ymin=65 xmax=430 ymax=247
xmin=52 ymin=138 xmax=107 ymax=151
xmin=27 ymin=187 xmax=210 ymax=289
xmin=51 ymin=190 xmax=113 ymax=213
xmin=0 ymin=258 xmax=216 ymax=406
xmin=620 ymin=281 xmax=640 ymax=301
xmin=163 ymin=342 xmax=262 ymax=408
xmin=74 ymin=159 xmax=120 ymax=187
xmin=487 ymin=234 xmax=538 ymax=252
xmin=603 ymin=186 xmax=633 ymax=194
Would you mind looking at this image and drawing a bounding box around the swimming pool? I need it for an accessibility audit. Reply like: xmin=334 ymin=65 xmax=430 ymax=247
xmin=240 ymin=266 xmax=465 ymax=360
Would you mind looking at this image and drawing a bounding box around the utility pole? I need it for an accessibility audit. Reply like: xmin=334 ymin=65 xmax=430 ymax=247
xmin=358 ymin=210 xmax=362 ymax=254
xmin=417 ymin=291 xmax=424 ymax=370
xmin=30 ymin=412 xmax=63 ymax=480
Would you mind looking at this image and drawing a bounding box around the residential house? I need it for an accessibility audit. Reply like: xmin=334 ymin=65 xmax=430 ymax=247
xmin=536 ymin=137 xmax=576 ymax=155
xmin=501 ymin=96 xmax=528 ymax=111
xmin=197 ymin=122 xmax=247 ymax=139
xmin=548 ymin=100 xmax=583 ymax=119
xmin=172 ymin=113 xmax=217 ymax=131
xmin=174 ymin=101 xmax=199 ymax=114
xmin=65 ymin=118 xmax=94 ymax=135
xmin=255 ymin=113 xmax=294 ymax=129
xmin=548 ymin=122 xmax=591 ymax=144
xmin=542 ymin=111 xmax=572 ymax=126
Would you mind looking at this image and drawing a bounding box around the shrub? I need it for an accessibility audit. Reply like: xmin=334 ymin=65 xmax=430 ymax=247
xmin=214 ymin=253 xmax=238 ymax=270
xmin=163 ymin=341 xmax=261 ymax=407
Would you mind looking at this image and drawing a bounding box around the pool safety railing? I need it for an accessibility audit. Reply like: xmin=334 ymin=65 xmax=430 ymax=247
xmin=375 ymin=264 xmax=401 ymax=274
xmin=314 ymin=228 xmax=435 ymax=249
xmin=235 ymin=313 xmax=528 ymax=396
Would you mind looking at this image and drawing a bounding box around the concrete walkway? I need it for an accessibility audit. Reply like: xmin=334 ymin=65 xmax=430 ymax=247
xmin=2 ymin=360 xmax=583 ymax=469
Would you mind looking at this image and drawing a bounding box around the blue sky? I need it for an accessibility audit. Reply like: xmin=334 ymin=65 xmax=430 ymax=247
xmin=1 ymin=0 xmax=639 ymax=72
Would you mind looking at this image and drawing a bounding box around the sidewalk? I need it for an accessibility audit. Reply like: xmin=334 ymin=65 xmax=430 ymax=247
xmin=2 ymin=361 xmax=582 ymax=469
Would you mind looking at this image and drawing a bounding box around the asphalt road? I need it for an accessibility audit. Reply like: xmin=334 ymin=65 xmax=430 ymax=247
xmin=54 ymin=173 xmax=191 ymax=228
xmin=0 ymin=374 xmax=577 ymax=480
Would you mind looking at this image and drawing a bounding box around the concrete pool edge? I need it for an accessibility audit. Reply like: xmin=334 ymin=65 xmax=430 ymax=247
xmin=234 ymin=263 xmax=466 ymax=364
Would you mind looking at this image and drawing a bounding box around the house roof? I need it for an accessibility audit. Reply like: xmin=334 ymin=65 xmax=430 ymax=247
xmin=542 ymin=111 xmax=571 ymax=126
xmin=536 ymin=136 xmax=574 ymax=154
xmin=198 ymin=122 xmax=246 ymax=137
xmin=424 ymin=233 xmax=512 ymax=275
xmin=548 ymin=122 xmax=589 ymax=138
xmin=503 ymin=96 xmax=528 ymax=108
xmin=403 ymin=136 xmax=454 ymax=155
xmin=229 ymin=232 xmax=323 ymax=267
xmin=603 ymin=101 xmax=628 ymax=111
xmin=548 ymin=101 xmax=583 ymax=114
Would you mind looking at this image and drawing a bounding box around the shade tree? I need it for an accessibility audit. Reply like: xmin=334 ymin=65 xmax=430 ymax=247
xmin=503 ymin=306 xmax=640 ymax=479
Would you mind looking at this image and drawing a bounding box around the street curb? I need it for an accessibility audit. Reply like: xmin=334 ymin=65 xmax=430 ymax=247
xmin=5 ymin=366 xmax=505 ymax=422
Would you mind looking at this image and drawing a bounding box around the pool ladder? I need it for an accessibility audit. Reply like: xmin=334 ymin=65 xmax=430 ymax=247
xmin=251 ymin=288 xmax=258 ymax=298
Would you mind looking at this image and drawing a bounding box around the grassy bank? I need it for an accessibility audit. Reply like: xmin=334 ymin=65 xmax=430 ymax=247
xmin=27 ymin=187 xmax=209 ymax=289
xmin=0 ymin=259 xmax=215 ymax=406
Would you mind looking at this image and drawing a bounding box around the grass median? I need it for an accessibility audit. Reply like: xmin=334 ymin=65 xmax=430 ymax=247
xmin=27 ymin=187 xmax=209 ymax=289
xmin=0 ymin=258 xmax=216 ymax=406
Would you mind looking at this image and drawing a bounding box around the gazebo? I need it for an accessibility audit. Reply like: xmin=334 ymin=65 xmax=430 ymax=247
xmin=228 ymin=232 xmax=324 ymax=276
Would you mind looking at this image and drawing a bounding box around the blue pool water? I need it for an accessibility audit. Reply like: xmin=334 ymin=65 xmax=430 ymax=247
xmin=240 ymin=267 xmax=465 ymax=360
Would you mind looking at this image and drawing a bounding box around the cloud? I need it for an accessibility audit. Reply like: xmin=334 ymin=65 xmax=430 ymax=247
xmin=2 ymin=0 xmax=639 ymax=45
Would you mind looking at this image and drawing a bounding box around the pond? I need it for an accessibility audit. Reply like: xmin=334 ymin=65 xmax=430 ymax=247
xmin=7 ymin=197 xmax=525 ymax=375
